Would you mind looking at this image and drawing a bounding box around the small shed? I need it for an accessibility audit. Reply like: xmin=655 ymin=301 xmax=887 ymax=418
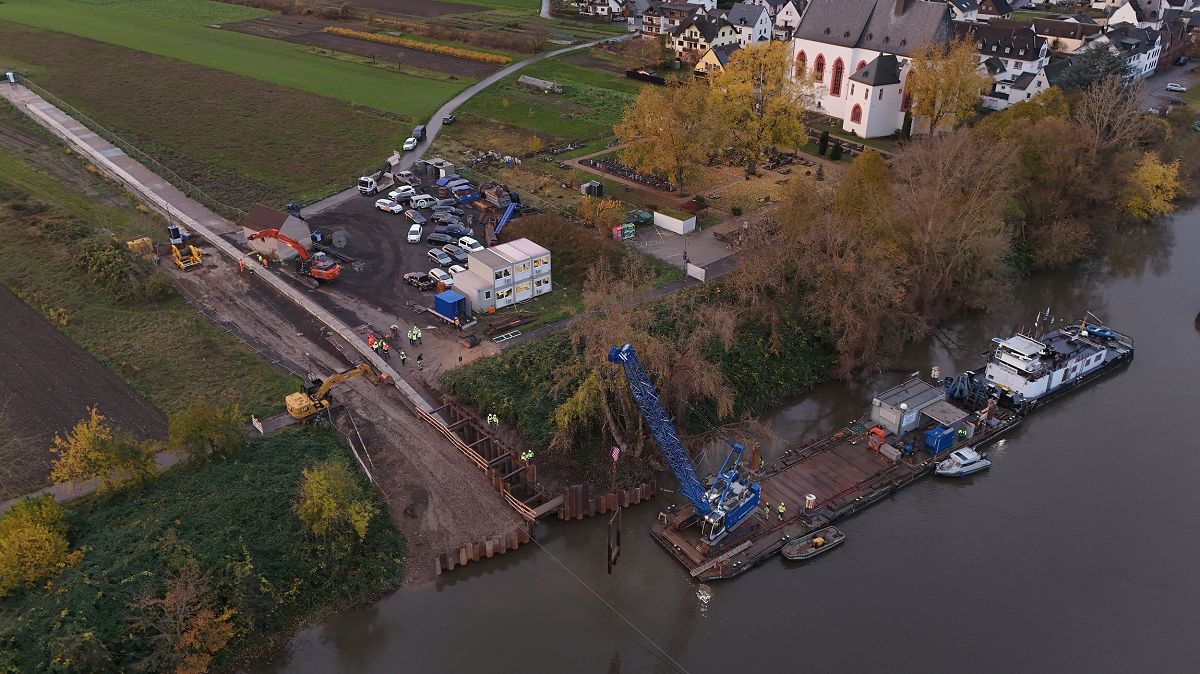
xmin=870 ymin=379 xmax=946 ymax=435
xmin=434 ymin=290 xmax=468 ymax=321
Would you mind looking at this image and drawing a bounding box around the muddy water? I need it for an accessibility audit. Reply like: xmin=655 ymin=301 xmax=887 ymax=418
xmin=255 ymin=210 xmax=1200 ymax=674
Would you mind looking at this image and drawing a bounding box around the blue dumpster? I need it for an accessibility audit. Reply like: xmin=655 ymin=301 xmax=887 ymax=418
xmin=924 ymin=426 xmax=956 ymax=454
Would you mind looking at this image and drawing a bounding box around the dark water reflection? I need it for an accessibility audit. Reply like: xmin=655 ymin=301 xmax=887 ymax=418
xmin=255 ymin=211 xmax=1198 ymax=674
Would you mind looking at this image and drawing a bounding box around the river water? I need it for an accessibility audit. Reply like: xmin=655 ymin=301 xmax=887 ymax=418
xmin=256 ymin=209 xmax=1199 ymax=673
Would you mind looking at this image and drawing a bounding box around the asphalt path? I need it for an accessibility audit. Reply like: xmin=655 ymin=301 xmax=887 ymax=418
xmin=302 ymin=32 xmax=629 ymax=217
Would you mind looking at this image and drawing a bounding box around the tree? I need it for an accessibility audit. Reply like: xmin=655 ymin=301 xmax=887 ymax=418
xmin=975 ymin=88 xmax=1070 ymax=140
xmin=832 ymin=149 xmax=892 ymax=228
xmin=528 ymin=135 xmax=544 ymax=154
xmin=889 ymin=130 xmax=1016 ymax=319
xmin=906 ymin=38 xmax=990 ymax=132
xmin=294 ymin=459 xmax=378 ymax=541
xmin=1058 ymin=47 xmax=1133 ymax=91
xmin=615 ymin=79 xmax=718 ymax=194
xmin=829 ymin=140 xmax=843 ymax=161
xmin=708 ymin=41 xmax=810 ymax=171
xmin=577 ymin=195 xmax=625 ymax=232
xmin=168 ymin=401 xmax=245 ymax=463
xmin=817 ymin=130 xmax=829 ymax=155
xmin=49 ymin=407 xmax=156 ymax=492
xmin=0 ymin=495 xmax=81 ymax=596
xmin=129 ymin=565 xmax=236 ymax=674
xmin=1073 ymin=75 xmax=1146 ymax=157
xmin=1123 ymin=152 xmax=1181 ymax=220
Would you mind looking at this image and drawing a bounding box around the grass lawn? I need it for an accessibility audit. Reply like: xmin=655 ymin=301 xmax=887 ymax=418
xmin=0 ymin=24 xmax=422 ymax=210
xmin=0 ymin=429 xmax=405 ymax=673
xmin=449 ymin=0 xmax=542 ymax=11
xmin=0 ymin=0 xmax=469 ymax=120
xmin=0 ymin=110 xmax=298 ymax=417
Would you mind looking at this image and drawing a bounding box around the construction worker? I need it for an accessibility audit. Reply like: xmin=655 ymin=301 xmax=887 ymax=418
xmin=399 ymin=350 xmax=407 ymax=365
xmin=367 ymin=333 xmax=376 ymax=350
xmin=381 ymin=341 xmax=390 ymax=360
xmin=408 ymin=327 xmax=417 ymax=346
xmin=416 ymin=353 xmax=424 ymax=370
xmin=416 ymin=327 xmax=423 ymax=345
xmin=759 ymin=457 xmax=765 ymax=471
xmin=777 ymin=502 xmax=787 ymax=521
xmin=258 ymin=254 xmax=267 ymax=268
xmin=487 ymin=413 xmax=498 ymax=427
xmin=763 ymin=503 xmax=771 ymax=519
xmin=390 ymin=324 xmax=400 ymax=340
xmin=238 ymin=258 xmax=246 ymax=273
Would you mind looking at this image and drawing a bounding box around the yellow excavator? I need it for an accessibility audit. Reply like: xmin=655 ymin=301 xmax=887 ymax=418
xmin=287 ymin=362 xmax=383 ymax=420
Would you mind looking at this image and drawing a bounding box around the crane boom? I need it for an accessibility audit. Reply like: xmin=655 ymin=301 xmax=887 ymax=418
xmin=607 ymin=344 xmax=712 ymax=514
xmin=608 ymin=344 xmax=761 ymax=545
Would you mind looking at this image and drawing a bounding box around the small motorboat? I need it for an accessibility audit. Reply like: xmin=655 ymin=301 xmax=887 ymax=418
xmin=782 ymin=526 xmax=845 ymax=561
xmin=935 ymin=447 xmax=992 ymax=477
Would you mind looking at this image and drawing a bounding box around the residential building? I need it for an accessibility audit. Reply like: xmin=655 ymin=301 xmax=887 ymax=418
xmin=642 ymin=2 xmax=704 ymax=36
xmin=977 ymin=0 xmax=1014 ymax=20
xmin=687 ymin=0 xmax=718 ymax=9
xmin=955 ymin=20 xmax=1050 ymax=109
xmin=772 ymin=0 xmax=806 ymax=39
xmin=944 ymin=0 xmax=981 ymax=21
xmin=625 ymin=0 xmax=653 ymax=32
xmin=790 ymin=0 xmax=952 ymax=138
xmin=669 ymin=14 xmax=739 ymax=57
xmin=725 ymin=2 xmax=773 ymax=45
xmin=1156 ymin=7 xmax=1194 ymax=70
xmin=240 ymin=204 xmax=310 ymax=262
xmin=1028 ymin=17 xmax=1104 ymax=52
xmin=1109 ymin=0 xmax=1167 ymax=29
xmin=1090 ymin=21 xmax=1162 ymax=78
xmin=695 ymin=43 xmax=742 ymax=74
xmin=455 ymin=238 xmax=553 ymax=315
xmin=580 ymin=0 xmax=625 ymax=18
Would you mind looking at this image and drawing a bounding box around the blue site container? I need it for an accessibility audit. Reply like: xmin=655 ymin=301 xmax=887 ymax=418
xmin=434 ymin=290 xmax=466 ymax=320
xmin=924 ymin=426 xmax=956 ymax=454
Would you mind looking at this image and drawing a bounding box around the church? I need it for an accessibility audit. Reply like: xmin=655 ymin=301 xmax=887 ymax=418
xmin=789 ymin=0 xmax=952 ymax=138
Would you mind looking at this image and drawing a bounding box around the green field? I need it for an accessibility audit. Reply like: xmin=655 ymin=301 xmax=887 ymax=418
xmin=0 ymin=429 xmax=405 ymax=673
xmin=449 ymin=0 xmax=542 ymax=10
xmin=0 ymin=104 xmax=298 ymax=416
xmin=0 ymin=0 xmax=469 ymax=120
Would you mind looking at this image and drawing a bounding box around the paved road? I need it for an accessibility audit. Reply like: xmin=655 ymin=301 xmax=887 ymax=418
xmin=1140 ymin=61 xmax=1196 ymax=110
xmin=541 ymin=0 xmax=552 ymax=20
xmin=302 ymin=33 xmax=628 ymax=217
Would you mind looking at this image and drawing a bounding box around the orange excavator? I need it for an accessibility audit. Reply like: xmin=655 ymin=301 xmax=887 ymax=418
xmin=247 ymin=228 xmax=341 ymax=287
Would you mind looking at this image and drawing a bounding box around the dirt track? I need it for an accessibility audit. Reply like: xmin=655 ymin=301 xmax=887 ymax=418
xmin=0 ymin=286 xmax=166 ymax=500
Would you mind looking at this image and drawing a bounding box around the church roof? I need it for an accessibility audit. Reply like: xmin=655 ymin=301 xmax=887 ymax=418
xmin=848 ymin=53 xmax=902 ymax=85
xmin=793 ymin=0 xmax=951 ymax=57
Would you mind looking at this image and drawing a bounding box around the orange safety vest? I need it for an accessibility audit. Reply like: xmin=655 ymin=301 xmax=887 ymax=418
xmin=382 ymin=342 xmax=389 ymax=352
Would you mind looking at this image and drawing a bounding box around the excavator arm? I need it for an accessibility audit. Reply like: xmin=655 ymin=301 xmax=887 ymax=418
xmin=247 ymin=228 xmax=310 ymax=260
xmin=310 ymin=363 xmax=379 ymax=401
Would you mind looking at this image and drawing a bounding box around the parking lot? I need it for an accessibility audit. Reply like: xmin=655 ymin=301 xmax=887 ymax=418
xmin=305 ymin=187 xmax=483 ymax=319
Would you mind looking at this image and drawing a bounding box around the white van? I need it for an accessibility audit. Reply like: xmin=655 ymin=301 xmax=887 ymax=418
xmin=389 ymin=185 xmax=416 ymax=201
xmin=409 ymin=194 xmax=436 ymax=209
xmin=407 ymin=223 xmax=422 ymax=244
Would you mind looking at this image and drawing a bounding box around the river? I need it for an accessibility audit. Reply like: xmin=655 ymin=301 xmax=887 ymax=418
xmin=255 ymin=209 xmax=1199 ymax=673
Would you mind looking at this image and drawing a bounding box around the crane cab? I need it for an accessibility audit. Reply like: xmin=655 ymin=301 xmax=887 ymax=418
xmin=701 ymin=478 xmax=760 ymax=545
xmin=286 ymin=391 xmax=330 ymax=420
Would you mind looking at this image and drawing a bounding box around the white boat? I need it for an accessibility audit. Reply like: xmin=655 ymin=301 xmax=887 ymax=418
xmin=935 ymin=448 xmax=991 ymax=477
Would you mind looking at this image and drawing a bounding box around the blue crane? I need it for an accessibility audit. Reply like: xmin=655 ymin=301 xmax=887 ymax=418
xmin=607 ymin=343 xmax=760 ymax=545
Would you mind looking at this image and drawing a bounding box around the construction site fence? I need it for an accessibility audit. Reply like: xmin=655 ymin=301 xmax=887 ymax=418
xmin=558 ymin=480 xmax=656 ymax=520
xmin=14 ymin=76 xmax=247 ymax=223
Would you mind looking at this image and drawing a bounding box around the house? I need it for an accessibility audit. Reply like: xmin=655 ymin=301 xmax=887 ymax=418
xmin=695 ymin=43 xmax=742 ymax=74
xmin=955 ymin=20 xmax=1050 ymax=109
xmin=1156 ymin=7 xmax=1194 ymax=69
xmin=669 ymin=14 xmax=739 ymax=57
xmin=790 ymin=0 xmax=952 ymax=138
xmin=580 ymin=0 xmax=625 ymax=18
xmin=454 ymin=239 xmax=553 ymax=315
xmin=844 ymin=54 xmax=907 ymax=137
xmin=772 ymin=0 xmax=806 ymax=39
xmin=977 ymin=0 xmax=1014 ymax=20
xmin=1090 ymin=20 xmax=1162 ymax=78
xmin=725 ymin=2 xmax=773 ymax=45
xmin=642 ymin=2 xmax=704 ymax=36
xmin=240 ymin=204 xmax=311 ymax=261
xmin=944 ymin=0 xmax=980 ymax=21
xmin=748 ymin=0 xmax=793 ymax=16
xmin=1109 ymin=0 xmax=1167 ymax=29
xmin=1028 ymin=17 xmax=1104 ymax=52
xmin=687 ymin=0 xmax=718 ymax=9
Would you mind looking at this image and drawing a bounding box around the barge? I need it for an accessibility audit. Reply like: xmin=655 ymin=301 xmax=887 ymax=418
xmin=646 ymin=319 xmax=1134 ymax=581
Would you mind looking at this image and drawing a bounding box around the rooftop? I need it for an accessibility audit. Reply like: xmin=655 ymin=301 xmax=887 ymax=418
xmin=875 ymin=378 xmax=945 ymax=411
xmin=793 ymin=0 xmax=952 ymax=57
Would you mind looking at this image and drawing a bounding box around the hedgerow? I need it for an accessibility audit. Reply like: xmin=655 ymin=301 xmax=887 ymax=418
xmin=324 ymin=27 xmax=512 ymax=65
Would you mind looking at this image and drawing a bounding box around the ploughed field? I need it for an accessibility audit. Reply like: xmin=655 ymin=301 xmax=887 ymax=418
xmin=0 ymin=286 xmax=166 ymax=500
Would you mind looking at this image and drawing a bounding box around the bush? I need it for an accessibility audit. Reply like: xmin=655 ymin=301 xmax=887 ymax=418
xmin=829 ymin=141 xmax=844 ymax=161
xmin=169 ymin=401 xmax=246 ymax=463
xmin=0 ymin=496 xmax=81 ymax=597
xmin=142 ymin=272 xmax=176 ymax=302
xmin=731 ymin=205 xmax=742 ymax=216
xmin=818 ymin=130 xmax=830 ymax=156
xmin=74 ymin=239 xmax=150 ymax=299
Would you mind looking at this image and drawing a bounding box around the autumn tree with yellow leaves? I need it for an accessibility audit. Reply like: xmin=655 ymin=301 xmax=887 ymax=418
xmin=616 ymin=78 xmax=718 ymax=194
xmin=294 ymin=459 xmax=378 ymax=542
xmin=0 ymin=495 xmax=82 ymax=596
xmin=49 ymin=407 xmax=157 ymax=492
xmin=1124 ymin=153 xmax=1181 ymax=220
xmin=905 ymin=38 xmax=990 ymax=132
xmin=577 ymin=195 xmax=626 ymax=232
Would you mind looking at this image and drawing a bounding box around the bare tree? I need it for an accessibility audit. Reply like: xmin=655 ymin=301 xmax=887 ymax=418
xmin=1073 ymin=75 xmax=1146 ymax=157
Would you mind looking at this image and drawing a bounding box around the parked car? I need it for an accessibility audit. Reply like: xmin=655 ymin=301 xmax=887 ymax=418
xmin=435 ymin=223 xmax=472 ymax=237
xmin=442 ymin=244 xmax=468 ymax=263
xmin=403 ymin=137 xmax=418 ymax=151
xmin=442 ymin=114 xmax=455 ymax=125
xmin=1168 ymin=97 xmax=1185 ymax=106
xmin=413 ymin=124 xmax=427 ymax=141
xmin=433 ymin=198 xmax=458 ymax=208
xmin=374 ymin=198 xmax=403 ymax=214
xmin=409 ymin=194 xmax=437 ymax=209
xmin=1148 ymin=107 xmax=1162 ymax=115
xmin=407 ymin=223 xmax=422 ymax=244
xmin=427 ymin=248 xmax=452 ymax=266
xmin=428 ymin=268 xmax=453 ymax=287
xmin=427 ymin=232 xmax=455 ymax=245
xmin=432 ymin=213 xmax=462 ymax=226
xmin=397 ymin=170 xmax=416 ymax=184
xmin=432 ymin=205 xmax=465 ymax=215
xmin=448 ymin=264 xmax=467 ymax=276
xmin=1166 ymin=82 xmax=1187 ymax=92
xmin=403 ymin=272 xmax=435 ymax=290
xmin=1175 ymin=56 xmax=1189 ymax=67
xmin=389 ymin=185 xmax=416 ymax=200
xmin=458 ymin=236 xmax=483 ymax=253
xmin=406 ymin=210 xmax=428 ymax=225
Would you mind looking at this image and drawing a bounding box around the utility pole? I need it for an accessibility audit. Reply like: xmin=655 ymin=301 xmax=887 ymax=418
xmin=607 ymin=445 xmax=621 ymax=574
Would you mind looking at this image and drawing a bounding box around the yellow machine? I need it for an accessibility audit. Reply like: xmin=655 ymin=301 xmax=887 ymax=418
xmin=286 ymin=362 xmax=382 ymax=420
xmin=172 ymin=244 xmax=203 ymax=270
xmin=126 ymin=237 xmax=156 ymax=261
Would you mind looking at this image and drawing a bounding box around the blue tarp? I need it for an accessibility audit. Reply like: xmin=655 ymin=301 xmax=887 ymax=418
xmin=434 ymin=289 xmax=467 ymax=320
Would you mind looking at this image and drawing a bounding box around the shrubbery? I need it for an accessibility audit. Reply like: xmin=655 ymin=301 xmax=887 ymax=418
xmin=324 ymin=27 xmax=512 ymax=64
